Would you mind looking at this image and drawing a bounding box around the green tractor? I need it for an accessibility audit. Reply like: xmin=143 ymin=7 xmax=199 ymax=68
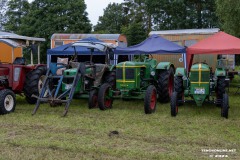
xmin=33 ymin=41 xmax=117 ymax=116
xmin=171 ymin=62 xmax=229 ymax=118
xmin=97 ymin=55 xmax=175 ymax=114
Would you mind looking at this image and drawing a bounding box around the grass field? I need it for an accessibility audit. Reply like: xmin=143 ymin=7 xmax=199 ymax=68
xmin=0 ymin=77 xmax=240 ymax=160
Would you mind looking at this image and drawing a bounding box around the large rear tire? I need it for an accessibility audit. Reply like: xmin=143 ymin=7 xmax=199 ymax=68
xmin=144 ymin=85 xmax=157 ymax=114
xmin=158 ymin=67 xmax=174 ymax=103
xmin=221 ymin=93 xmax=229 ymax=119
xmin=98 ymin=83 xmax=113 ymax=110
xmin=170 ymin=92 xmax=178 ymax=117
xmin=104 ymin=70 xmax=116 ymax=89
xmin=23 ymin=66 xmax=47 ymax=104
xmin=0 ymin=89 xmax=16 ymax=115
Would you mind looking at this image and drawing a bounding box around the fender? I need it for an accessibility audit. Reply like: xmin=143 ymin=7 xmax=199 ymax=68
xmin=175 ymin=67 xmax=187 ymax=77
xmin=214 ymin=68 xmax=226 ymax=77
xmin=109 ymin=65 xmax=116 ymax=71
xmin=156 ymin=62 xmax=174 ymax=71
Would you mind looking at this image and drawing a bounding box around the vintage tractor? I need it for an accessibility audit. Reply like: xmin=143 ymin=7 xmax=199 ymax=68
xmin=0 ymin=48 xmax=47 ymax=115
xmin=32 ymin=41 xmax=116 ymax=116
xmin=171 ymin=62 xmax=229 ymax=118
xmin=97 ymin=55 xmax=175 ymax=114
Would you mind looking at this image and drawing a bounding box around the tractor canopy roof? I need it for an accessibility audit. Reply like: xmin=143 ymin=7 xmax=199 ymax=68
xmin=187 ymin=31 xmax=240 ymax=71
xmin=114 ymin=34 xmax=186 ymax=55
xmin=47 ymin=37 xmax=114 ymax=55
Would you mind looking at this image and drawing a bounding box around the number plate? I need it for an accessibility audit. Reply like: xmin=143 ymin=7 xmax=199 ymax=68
xmin=194 ymin=88 xmax=205 ymax=94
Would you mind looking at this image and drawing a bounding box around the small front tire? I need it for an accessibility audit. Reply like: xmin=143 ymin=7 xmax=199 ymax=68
xmin=144 ymin=85 xmax=157 ymax=114
xmin=98 ymin=83 xmax=113 ymax=110
xmin=88 ymin=89 xmax=98 ymax=109
xmin=0 ymin=89 xmax=16 ymax=115
xmin=171 ymin=92 xmax=178 ymax=117
xmin=221 ymin=93 xmax=229 ymax=119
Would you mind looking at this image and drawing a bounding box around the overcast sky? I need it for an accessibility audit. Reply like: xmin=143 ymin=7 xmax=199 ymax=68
xmin=28 ymin=0 xmax=124 ymax=26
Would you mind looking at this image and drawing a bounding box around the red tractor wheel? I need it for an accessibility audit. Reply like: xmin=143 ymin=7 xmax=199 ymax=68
xmin=98 ymin=83 xmax=113 ymax=110
xmin=144 ymin=85 xmax=157 ymax=114
xmin=0 ymin=89 xmax=16 ymax=115
xmin=171 ymin=92 xmax=178 ymax=117
xmin=88 ymin=89 xmax=98 ymax=109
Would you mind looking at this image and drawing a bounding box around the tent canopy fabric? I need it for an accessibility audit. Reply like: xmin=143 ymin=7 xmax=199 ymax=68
xmin=186 ymin=31 xmax=240 ymax=70
xmin=47 ymin=37 xmax=105 ymax=55
xmin=115 ymin=34 xmax=186 ymax=55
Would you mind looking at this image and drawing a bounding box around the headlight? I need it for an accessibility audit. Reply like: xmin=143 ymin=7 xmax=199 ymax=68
xmin=84 ymin=80 xmax=89 ymax=84
xmin=14 ymin=67 xmax=21 ymax=81
xmin=151 ymin=71 xmax=155 ymax=76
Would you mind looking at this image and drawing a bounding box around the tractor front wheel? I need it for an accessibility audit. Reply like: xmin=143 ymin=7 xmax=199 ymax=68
xmin=0 ymin=89 xmax=16 ymax=115
xmin=216 ymin=77 xmax=226 ymax=106
xmin=88 ymin=89 xmax=98 ymax=109
xmin=24 ymin=66 xmax=47 ymax=104
xmin=174 ymin=76 xmax=184 ymax=106
xmin=144 ymin=85 xmax=157 ymax=114
xmin=171 ymin=92 xmax=178 ymax=117
xmin=158 ymin=67 xmax=174 ymax=103
xmin=221 ymin=93 xmax=229 ymax=119
xmin=98 ymin=83 xmax=113 ymax=110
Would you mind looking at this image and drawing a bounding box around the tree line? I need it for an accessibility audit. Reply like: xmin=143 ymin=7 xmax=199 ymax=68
xmin=0 ymin=0 xmax=239 ymax=63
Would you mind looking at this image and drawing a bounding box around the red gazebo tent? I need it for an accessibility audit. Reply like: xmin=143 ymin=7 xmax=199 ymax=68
xmin=186 ymin=31 xmax=240 ymax=71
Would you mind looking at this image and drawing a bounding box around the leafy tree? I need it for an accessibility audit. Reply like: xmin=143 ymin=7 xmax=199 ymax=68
xmin=0 ymin=0 xmax=8 ymax=30
xmin=216 ymin=0 xmax=240 ymax=64
xmin=8 ymin=0 xmax=92 ymax=63
xmin=94 ymin=3 xmax=127 ymax=33
xmin=121 ymin=22 xmax=147 ymax=46
xmin=4 ymin=0 xmax=30 ymax=32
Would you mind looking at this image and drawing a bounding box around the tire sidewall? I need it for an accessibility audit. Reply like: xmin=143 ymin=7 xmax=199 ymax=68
xmin=0 ymin=89 xmax=16 ymax=114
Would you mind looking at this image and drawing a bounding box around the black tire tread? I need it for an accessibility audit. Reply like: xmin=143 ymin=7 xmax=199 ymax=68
xmin=170 ymin=92 xmax=178 ymax=117
xmin=144 ymin=85 xmax=157 ymax=114
xmin=98 ymin=83 xmax=113 ymax=110
xmin=157 ymin=67 xmax=174 ymax=103
xmin=0 ymin=89 xmax=16 ymax=115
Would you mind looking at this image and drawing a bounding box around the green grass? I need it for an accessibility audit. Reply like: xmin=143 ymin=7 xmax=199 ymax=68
xmin=0 ymin=81 xmax=240 ymax=159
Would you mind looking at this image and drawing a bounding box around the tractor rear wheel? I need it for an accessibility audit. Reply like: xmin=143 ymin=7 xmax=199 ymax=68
xmin=221 ymin=93 xmax=229 ymax=119
xmin=171 ymin=92 xmax=178 ymax=117
xmin=216 ymin=77 xmax=226 ymax=106
xmin=174 ymin=76 xmax=184 ymax=106
xmin=88 ymin=89 xmax=98 ymax=109
xmin=98 ymin=83 xmax=113 ymax=110
xmin=24 ymin=66 xmax=47 ymax=104
xmin=158 ymin=67 xmax=174 ymax=103
xmin=144 ymin=85 xmax=157 ymax=114
xmin=0 ymin=89 xmax=16 ymax=115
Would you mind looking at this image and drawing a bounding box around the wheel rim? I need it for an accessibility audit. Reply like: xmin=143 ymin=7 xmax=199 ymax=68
xmin=168 ymin=75 xmax=174 ymax=96
xmin=104 ymin=88 xmax=112 ymax=108
xmin=4 ymin=95 xmax=14 ymax=111
xmin=38 ymin=75 xmax=46 ymax=93
xmin=150 ymin=90 xmax=156 ymax=110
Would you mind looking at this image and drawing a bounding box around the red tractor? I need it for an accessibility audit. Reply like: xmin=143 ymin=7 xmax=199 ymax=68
xmin=0 ymin=49 xmax=46 ymax=115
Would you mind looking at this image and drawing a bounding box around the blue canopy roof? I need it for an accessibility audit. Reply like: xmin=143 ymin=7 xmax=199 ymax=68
xmin=47 ymin=37 xmax=105 ymax=55
xmin=115 ymin=34 xmax=186 ymax=55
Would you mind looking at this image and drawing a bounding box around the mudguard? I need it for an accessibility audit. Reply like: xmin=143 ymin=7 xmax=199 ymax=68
xmin=175 ymin=67 xmax=187 ymax=77
xmin=215 ymin=68 xmax=226 ymax=77
xmin=109 ymin=65 xmax=116 ymax=71
xmin=156 ymin=62 xmax=174 ymax=70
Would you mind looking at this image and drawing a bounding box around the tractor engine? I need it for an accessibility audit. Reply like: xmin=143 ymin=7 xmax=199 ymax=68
xmin=116 ymin=61 xmax=151 ymax=97
xmin=189 ymin=63 xmax=210 ymax=106
xmin=0 ymin=68 xmax=9 ymax=87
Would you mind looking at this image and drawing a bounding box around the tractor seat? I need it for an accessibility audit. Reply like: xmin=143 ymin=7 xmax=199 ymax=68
xmin=13 ymin=57 xmax=26 ymax=65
